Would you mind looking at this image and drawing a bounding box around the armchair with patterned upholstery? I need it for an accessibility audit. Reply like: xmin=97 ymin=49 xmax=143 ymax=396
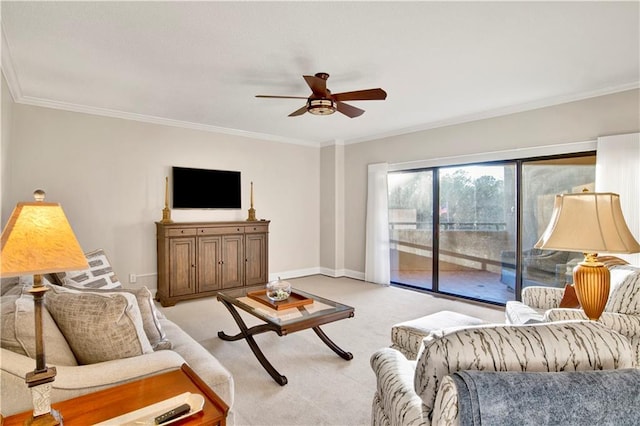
xmin=370 ymin=321 xmax=636 ymax=426
xmin=505 ymin=262 xmax=640 ymax=365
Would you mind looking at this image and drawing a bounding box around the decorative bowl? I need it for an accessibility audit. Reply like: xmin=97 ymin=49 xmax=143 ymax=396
xmin=266 ymin=277 xmax=291 ymax=302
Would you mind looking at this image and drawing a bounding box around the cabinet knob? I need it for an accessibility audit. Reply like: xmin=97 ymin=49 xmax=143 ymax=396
xmin=181 ymin=230 xmax=184 ymax=234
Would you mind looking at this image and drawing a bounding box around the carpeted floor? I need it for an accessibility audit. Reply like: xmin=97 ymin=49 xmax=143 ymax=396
xmin=158 ymin=275 xmax=506 ymax=426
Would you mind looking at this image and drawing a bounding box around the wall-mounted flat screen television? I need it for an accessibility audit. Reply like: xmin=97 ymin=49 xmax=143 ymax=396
xmin=172 ymin=166 xmax=241 ymax=209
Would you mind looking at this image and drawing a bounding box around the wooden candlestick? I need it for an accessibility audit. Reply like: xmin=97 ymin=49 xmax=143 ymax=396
xmin=161 ymin=176 xmax=173 ymax=223
xmin=247 ymin=181 xmax=257 ymax=221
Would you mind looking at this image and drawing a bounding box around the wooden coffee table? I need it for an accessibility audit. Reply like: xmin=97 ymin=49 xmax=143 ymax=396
xmin=217 ymin=286 xmax=355 ymax=385
xmin=2 ymin=364 xmax=228 ymax=425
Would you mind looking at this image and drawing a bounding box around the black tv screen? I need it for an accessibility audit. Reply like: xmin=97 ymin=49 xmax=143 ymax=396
xmin=172 ymin=167 xmax=241 ymax=209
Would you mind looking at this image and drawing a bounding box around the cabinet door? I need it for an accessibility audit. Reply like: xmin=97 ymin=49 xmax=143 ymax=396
xmin=169 ymin=237 xmax=196 ymax=297
xmin=245 ymin=233 xmax=267 ymax=286
xmin=221 ymin=235 xmax=244 ymax=289
xmin=198 ymin=236 xmax=221 ymax=292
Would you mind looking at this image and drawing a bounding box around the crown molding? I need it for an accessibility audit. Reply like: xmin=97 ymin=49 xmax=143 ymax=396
xmin=1 ymin=21 xmax=22 ymax=102
xmin=344 ymin=82 xmax=640 ymax=146
xmin=8 ymin=80 xmax=638 ymax=150
xmin=13 ymin=94 xmax=320 ymax=147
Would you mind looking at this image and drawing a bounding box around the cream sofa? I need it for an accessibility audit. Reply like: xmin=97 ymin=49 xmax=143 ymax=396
xmin=371 ymin=321 xmax=637 ymax=425
xmin=0 ymin=279 xmax=234 ymax=421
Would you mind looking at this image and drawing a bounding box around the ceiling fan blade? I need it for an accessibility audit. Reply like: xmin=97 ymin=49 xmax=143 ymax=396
xmin=288 ymin=105 xmax=308 ymax=117
xmin=256 ymin=95 xmax=308 ymax=99
xmin=303 ymin=75 xmax=329 ymax=98
xmin=336 ymin=101 xmax=365 ymax=118
xmin=332 ymin=88 xmax=387 ymax=102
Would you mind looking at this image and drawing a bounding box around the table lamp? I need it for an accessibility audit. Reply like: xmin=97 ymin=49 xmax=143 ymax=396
xmin=1 ymin=190 xmax=88 ymax=425
xmin=534 ymin=192 xmax=640 ymax=320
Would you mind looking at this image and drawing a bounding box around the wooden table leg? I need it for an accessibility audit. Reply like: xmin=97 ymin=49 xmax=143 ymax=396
xmin=217 ymin=299 xmax=288 ymax=386
xmin=312 ymin=326 xmax=353 ymax=360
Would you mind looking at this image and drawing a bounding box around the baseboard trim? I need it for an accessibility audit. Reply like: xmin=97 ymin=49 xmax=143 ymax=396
xmin=269 ymin=267 xmax=322 ymax=281
xmin=270 ymin=268 xmax=365 ymax=282
xmin=144 ymin=268 xmax=362 ymax=293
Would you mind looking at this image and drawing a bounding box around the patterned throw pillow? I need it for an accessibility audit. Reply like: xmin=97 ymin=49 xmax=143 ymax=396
xmin=61 ymin=286 xmax=171 ymax=351
xmin=45 ymin=285 xmax=153 ymax=364
xmin=54 ymin=249 xmax=122 ymax=290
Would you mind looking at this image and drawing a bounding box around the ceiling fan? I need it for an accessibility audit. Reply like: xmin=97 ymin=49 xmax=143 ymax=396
xmin=256 ymin=72 xmax=387 ymax=118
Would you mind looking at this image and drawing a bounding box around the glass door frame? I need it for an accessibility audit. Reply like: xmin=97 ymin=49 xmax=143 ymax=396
xmin=389 ymin=151 xmax=596 ymax=305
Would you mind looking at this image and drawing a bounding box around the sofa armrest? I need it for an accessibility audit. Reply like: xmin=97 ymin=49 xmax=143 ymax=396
xmin=542 ymin=308 xmax=587 ymax=322
xmin=370 ymin=348 xmax=427 ymax=426
xmin=431 ymin=375 xmax=460 ymax=426
xmin=522 ymin=286 xmax=564 ymax=309
xmin=1 ymin=348 xmax=186 ymax=416
xmin=159 ymin=318 xmax=234 ymax=408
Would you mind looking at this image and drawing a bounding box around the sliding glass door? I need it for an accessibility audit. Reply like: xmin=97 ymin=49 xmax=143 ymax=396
xmin=388 ymin=170 xmax=434 ymax=290
xmin=520 ymin=156 xmax=596 ymax=288
xmin=388 ymin=152 xmax=596 ymax=305
xmin=438 ymin=164 xmax=516 ymax=303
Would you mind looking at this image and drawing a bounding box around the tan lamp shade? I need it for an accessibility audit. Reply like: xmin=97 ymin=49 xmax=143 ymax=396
xmin=1 ymin=202 xmax=88 ymax=276
xmin=534 ymin=192 xmax=640 ymax=254
xmin=534 ymin=192 xmax=640 ymax=320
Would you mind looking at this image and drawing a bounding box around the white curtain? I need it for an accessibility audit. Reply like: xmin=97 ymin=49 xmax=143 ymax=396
xmin=595 ymin=133 xmax=640 ymax=265
xmin=365 ymin=162 xmax=390 ymax=285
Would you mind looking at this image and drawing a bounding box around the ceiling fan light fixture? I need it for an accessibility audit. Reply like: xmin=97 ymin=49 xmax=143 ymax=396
xmin=307 ymin=98 xmax=336 ymax=115
xmin=257 ymin=72 xmax=386 ymax=118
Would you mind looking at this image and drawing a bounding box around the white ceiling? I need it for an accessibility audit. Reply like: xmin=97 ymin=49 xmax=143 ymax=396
xmin=2 ymin=1 xmax=639 ymax=146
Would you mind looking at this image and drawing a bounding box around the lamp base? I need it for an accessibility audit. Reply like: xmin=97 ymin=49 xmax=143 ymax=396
xmin=573 ymin=253 xmax=610 ymax=321
xmin=25 ymin=409 xmax=62 ymax=426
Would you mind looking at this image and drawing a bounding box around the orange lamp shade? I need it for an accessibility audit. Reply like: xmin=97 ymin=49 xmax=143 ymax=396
xmin=1 ymin=202 xmax=88 ymax=276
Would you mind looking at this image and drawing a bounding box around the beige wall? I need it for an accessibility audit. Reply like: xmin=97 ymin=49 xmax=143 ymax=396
xmin=1 ymin=76 xmax=13 ymax=223
xmin=3 ymin=74 xmax=639 ymax=285
xmin=342 ymin=89 xmax=640 ymax=276
xmin=2 ymin=97 xmax=321 ymax=289
xmin=319 ymin=144 xmax=345 ymax=275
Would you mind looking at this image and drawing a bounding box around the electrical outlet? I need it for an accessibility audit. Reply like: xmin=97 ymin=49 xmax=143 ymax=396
xmin=129 ymin=273 xmax=137 ymax=284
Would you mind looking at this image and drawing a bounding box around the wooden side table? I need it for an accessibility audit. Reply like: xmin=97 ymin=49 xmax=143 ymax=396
xmin=2 ymin=364 xmax=228 ymax=425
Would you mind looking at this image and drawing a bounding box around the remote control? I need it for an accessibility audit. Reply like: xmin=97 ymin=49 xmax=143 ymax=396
xmin=154 ymin=403 xmax=191 ymax=424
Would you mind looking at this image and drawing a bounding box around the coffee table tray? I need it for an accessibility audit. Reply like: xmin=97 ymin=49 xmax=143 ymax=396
xmin=247 ymin=289 xmax=313 ymax=311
